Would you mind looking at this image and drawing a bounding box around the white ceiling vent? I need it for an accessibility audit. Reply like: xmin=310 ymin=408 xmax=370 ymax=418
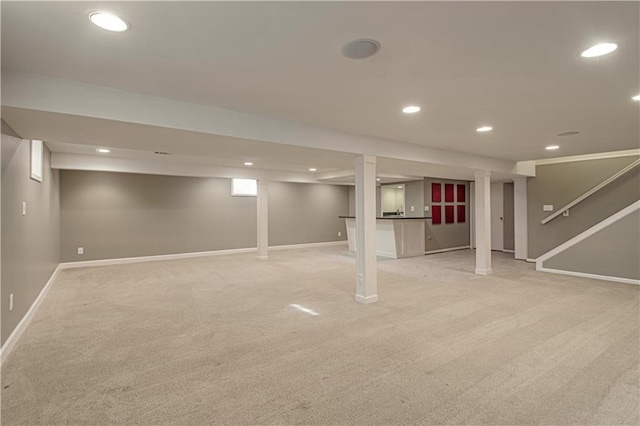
xmin=341 ymin=39 xmax=380 ymax=60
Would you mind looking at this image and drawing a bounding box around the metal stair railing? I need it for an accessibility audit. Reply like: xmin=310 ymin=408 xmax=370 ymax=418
xmin=541 ymin=158 xmax=640 ymax=225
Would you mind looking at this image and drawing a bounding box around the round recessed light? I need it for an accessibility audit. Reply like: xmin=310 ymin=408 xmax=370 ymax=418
xmin=309 ymin=168 xmax=317 ymax=172
xmin=397 ymin=185 xmax=403 ymax=189
xmin=96 ymin=148 xmax=110 ymax=153
xmin=244 ymin=162 xmax=253 ymax=166
xmin=546 ymin=145 xmax=560 ymax=150
xmin=476 ymin=126 xmax=493 ymax=132
xmin=581 ymin=42 xmax=617 ymax=58
xmin=633 ymin=94 xmax=640 ymax=101
xmin=556 ymin=131 xmax=580 ymax=137
xmin=402 ymin=105 xmax=421 ymax=114
xmin=341 ymin=39 xmax=380 ymax=60
xmin=376 ymin=178 xmax=381 ymax=181
xmin=89 ymin=11 xmax=128 ymax=32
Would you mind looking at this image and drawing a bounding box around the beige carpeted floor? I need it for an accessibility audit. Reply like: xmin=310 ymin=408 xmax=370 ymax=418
xmin=1 ymin=246 xmax=638 ymax=425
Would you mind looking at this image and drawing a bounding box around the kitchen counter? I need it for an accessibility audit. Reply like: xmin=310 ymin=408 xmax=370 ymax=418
xmin=340 ymin=216 xmax=429 ymax=259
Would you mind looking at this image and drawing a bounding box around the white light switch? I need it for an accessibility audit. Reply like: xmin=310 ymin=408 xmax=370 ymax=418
xmin=77 ymin=247 xmax=84 ymax=255
xmin=424 ymin=206 xmax=430 ymax=212
xmin=543 ymin=205 xmax=554 ymax=212
xmin=22 ymin=201 xmax=27 ymax=216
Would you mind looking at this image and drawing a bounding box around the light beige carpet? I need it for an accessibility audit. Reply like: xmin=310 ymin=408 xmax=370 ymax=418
xmin=1 ymin=247 xmax=638 ymax=425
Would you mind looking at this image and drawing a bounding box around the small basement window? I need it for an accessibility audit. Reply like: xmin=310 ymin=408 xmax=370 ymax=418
xmin=232 ymin=178 xmax=257 ymax=196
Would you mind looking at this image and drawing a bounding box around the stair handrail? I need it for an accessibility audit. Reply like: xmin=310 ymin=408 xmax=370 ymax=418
xmin=541 ymin=158 xmax=640 ymax=225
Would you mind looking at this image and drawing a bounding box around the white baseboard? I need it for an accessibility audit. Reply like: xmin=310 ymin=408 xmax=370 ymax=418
xmin=537 ymin=201 xmax=640 ymax=264
xmin=60 ymin=240 xmax=348 ymax=269
xmin=475 ymin=268 xmax=493 ymax=275
xmin=502 ymin=249 xmax=515 ymax=253
xmin=0 ymin=264 xmax=62 ymax=364
xmin=526 ymin=258 xmax=537 ymax=263
xmin=355 ymin=294 xmax=379 ymax=304
xmin=537 ymin=266 xmax=639 ymax=286
xmin=269 ymin=240 xmax=347 ymax=251
xmin=425 ymin=246 xmax=471 ymax=255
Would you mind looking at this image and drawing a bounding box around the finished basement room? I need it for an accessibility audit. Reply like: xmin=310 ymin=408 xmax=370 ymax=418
xmin=1 ymin=2 xmax=639 ymax=425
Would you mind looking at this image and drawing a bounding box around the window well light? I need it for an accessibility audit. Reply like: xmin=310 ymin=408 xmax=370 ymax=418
xmin=96 ymin=148 xmax=110 ymax=153
xmin=309 ymin=168 xmax=317 ymax=172
xmin=89 ymin=12 xmax=128 ymax=32
xmin=402 ymin=105 xmax=421 ymax=114
xmin=546 ymin=145 xmax=560 ymax=150
xmin=476 ymin=126 xmax=493 ymax=132
xmin=581 ymin=43 xmax=617 ymax=58
xmin=633 ymin=94 xmax=640 ymax=101
xmin=244 ymin=162 xmax=253 ymax=166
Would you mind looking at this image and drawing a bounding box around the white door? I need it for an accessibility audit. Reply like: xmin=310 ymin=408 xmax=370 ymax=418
xmin=490 ymin=182 xmax=504 ymax=251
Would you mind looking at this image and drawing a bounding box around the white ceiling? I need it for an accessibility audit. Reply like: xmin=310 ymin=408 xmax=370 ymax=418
xmin=2 ymin=1 xmax=639 ymax=174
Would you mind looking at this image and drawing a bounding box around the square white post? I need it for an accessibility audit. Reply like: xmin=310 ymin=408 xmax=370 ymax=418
xmin=355 ymin=155 xmax=378 ymax=304
xmin=257 ymin=180 xmax=268 ymax=260
xmin=474 ymin=170 xmax=492 ymax=275
xmin=514 ymin=177 xmax=528 ymax=260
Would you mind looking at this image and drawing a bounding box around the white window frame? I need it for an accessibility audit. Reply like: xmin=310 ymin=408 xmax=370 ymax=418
xmin=30 ymin=140 xmax=44 ymax=182
xmin=231 ymin=178 xmax=257 ymax=197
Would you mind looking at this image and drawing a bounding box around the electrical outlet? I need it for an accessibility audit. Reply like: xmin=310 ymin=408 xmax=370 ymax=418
xmin=338 ymin=231 xmax=342 ymax=237
xmin=411 ymin=206 xmax=415 ymax=212
xmin=9 ymin=294 xmax=14 ymax=311
xmin=424 ymin=206 xmax=429 ymax=211
xmin=22 ymin=201 xmax=27 ymax=216
xmin=563 ymin=210 xmax=570 ymax=217
xmin=77 ymin=247 xmax=84 ymax=255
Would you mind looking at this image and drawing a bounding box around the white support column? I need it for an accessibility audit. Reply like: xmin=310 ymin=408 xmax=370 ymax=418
xmin=355 ymin=155 xmax=378 ymax=304
xmin=474 ymin=170 xmax=492 ymax=275
xmin=513 ymin=177 xmax=528 ymax=260
xmin=257 ymin=180 xmax=269 ymax=260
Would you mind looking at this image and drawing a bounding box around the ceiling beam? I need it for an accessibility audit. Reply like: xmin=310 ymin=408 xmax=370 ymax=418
xmin=4 ymin=72 xmax=531 ymax=176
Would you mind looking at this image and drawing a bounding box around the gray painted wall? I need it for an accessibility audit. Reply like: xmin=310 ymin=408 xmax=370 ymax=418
xmin=267 ymin=181 xmax=348 ymax=246
xmin=404 ymin=180 xmax=425 ymax=218
xmin=1 ymin=119 xmax=20 ymax=138
xmin=2 ymin=135 xmax=61 ymax=346
xmin=528 ymin=156 xmax=640 ymax=259
xmin=544 ymin=210 xmax=640 ymax=280
xmin=503 ymin=183 xmax=515 ymax=251
xmin=348 ymin=185 xmax=382 ymax=217
xmin=60 ymin=171 xmax=348 ymax=262
xmin=424 ymin=178 xmax=470 ymax=252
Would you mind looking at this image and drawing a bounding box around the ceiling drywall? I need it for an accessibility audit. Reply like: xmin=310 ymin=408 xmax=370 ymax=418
xmin=1 ymin=1 xmax=638 ymax=177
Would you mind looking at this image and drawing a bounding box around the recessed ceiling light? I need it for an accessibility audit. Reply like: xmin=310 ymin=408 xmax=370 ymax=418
xmin=397 ymin=185 xmax=403 ymax=189
xmin=476 ymin=126 xmax=493 ymax=132
xmin=581 ymin=43 xmax=617 ymax=58
xmin=244 ymin=162 xmax=253 ymax=166
xmin=633 ymin=94 xmax=640 ymax=101
xmin=89 ymin=11 xmax=128 ymax=32
xmin=376 ymin=178 xmax=381 ymax=181
xmin=402 ymin=105 xmax=421 ymax=114
xmin=96 ymin=148 xmax=110 ymax=153
xmin=309 ymin=168 xmax=317 ymax=172
xmin=546 ymin=145 xmax=560 ymax=150
xmin=341 ymin=39 xmax=380 ymax=60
